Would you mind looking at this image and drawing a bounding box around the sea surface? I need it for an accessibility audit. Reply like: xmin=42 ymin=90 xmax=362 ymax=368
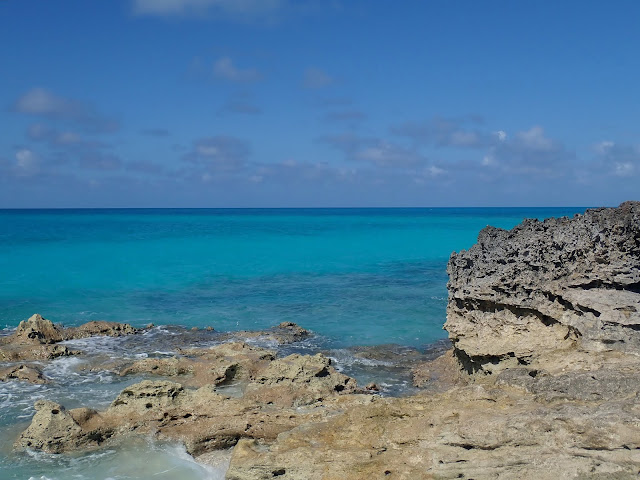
xmin=0 ymin=207 xmax=586 ymax=479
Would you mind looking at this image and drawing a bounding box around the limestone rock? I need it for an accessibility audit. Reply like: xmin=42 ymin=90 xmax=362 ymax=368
xmin=0 ymin=364 xmax=49 ymax=384
xmin=17 ymin=400 xmax=85 ymax=453
xmin=233 ymin=322 xmax=312 ymax=345
xmin=14 ymin=314 xmax=63 ymax=344
xmin=1 ymin=315 xmax=139 ymax=362
xmin=64 ymin=320 xmax=139 ymax=339
xmin=244 ymin=353 xmax=357 ymax=406
xmin=119 ymin=342 xmax=275 ymax=389
xmin=445 ymin=201 xmax=640 ymax=373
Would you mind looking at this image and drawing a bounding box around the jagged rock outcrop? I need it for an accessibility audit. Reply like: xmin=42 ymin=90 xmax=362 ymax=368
xmin=63 ymin=320 xmax=140 ymax=339
xmin=0 ymin=364 xmax=49 ymax=384
xmin=0 ymin=314 xmax=139 ymax=363
xmin=14 ymin=343 xmax=366 ymax=455
xmin=445 ymin=201 xmax=640 ymax=373
xmin=119 ymin=342 xmax=276 ymax=388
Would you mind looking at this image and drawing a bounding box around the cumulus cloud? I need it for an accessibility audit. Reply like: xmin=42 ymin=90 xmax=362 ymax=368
xmin=15 ymin=149 xmax=40 ymax=174
xmin=303 ymin=67 xmax=334 ymax=89
xmin=132 ymin=0 xmax=285 ymax=18
xmin=13 ymin=88 xmax=119 ymax=133
xmin=320 ymin=133 xmax=427 ymax=169
xmin=592 ymin=141 xmax=639 ymax=178
xmin=392 ymin=116 xmax=492 ymax=149
xmin=183 ymin=136 xmax=250 ymax=175
xmin=213 ymin=57 xmax=262 ymax=82
xmin=483 ymin=126 xmax=572 ymax=177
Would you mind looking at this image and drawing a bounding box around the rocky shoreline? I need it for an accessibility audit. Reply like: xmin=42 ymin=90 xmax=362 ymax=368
xmin=2 ymin=201 xmax=639 ymax=479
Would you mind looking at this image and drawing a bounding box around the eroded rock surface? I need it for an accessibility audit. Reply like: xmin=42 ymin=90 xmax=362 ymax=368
xmin=14 ymin=343 xmax=367 ymax=456
xmin=445 ymin=201 xmax=640 ymax=373
xmin=0 ymin=314 xmax=140 ymax=364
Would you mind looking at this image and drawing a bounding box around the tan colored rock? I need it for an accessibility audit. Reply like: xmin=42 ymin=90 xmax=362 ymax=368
xmin=0 ymin=364 xmax=49 ymax=384
xmin=13 ymin=314 xmax=63 ymax=344
xmin=244 ymin=353 xmax=357 ymax=407
xmin=0 ymin=342 xmax=78 ymax=362
xmin=119 ymin=342 xmax=275 ymax=388
xmin=18 ymin=400 xmax=86 ymax=453
xmin=227 ymin=383 xmax=640 ymax=480
xmin=64 ymin=320 xmax=139 ymax=339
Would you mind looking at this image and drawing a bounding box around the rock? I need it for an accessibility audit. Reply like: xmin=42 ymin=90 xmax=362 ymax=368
xmin=119 ymin=342 xmax=276 ymax=388
xmin=13 ymin=314 xmax=63 ymax=344
xmin=445 ymin=201 xmax=640 ymax=374
xmin=411 ymin=349 xmax=468 ymax=391
xmin=64 ymin=320 xmax=139 ymax=339
xmin=226 ymin=384 xmax=640 ymax=480
xmin=17 ymin=400 xmax=85 ymax=453
xmin=0 ymin=342 xmax=78 ymax=362
xmin=233 ymin=322 xmax=312 ymax=345
xmin=15 ymin=347 xmax=364 ymax=456
xmin=0 ymin=364 xmax=49 ymax=384
xmin=0 ymin=315 xmax=138 ymax=361
xmin=244 ymin=353 xmax=357 ymax=407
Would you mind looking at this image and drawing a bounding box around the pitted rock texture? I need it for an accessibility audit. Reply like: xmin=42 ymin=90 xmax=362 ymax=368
xmin=445 ymin=201 xmax=640 ymax=373
xmin=0 ymin=314 xmax=139 ymax=363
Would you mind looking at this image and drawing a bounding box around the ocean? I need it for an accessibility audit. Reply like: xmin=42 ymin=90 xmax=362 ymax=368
xmin=0 ymin=207 xmax=586 ymax=479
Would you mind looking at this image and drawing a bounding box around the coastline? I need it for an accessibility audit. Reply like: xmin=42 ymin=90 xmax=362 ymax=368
xmin=2 ymin=202 xmax=638 ymax=478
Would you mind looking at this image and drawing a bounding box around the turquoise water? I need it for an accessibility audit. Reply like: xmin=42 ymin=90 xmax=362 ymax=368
xmin=0 ymin=208 xmax=585 ymax=347
xmin=0 ymin=207 xmax=586 ymax=479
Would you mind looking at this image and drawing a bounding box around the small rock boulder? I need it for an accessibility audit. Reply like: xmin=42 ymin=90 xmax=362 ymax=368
xmin=14 ymin=314 xmax=63 ymax=344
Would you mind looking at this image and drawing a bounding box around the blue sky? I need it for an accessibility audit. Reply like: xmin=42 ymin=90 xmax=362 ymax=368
xmin=1 ymin=0 xmax=638 ymax=207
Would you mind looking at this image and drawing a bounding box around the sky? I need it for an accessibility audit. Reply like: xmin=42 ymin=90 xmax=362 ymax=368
xmin=1 ymin=0 xmax=638 ymax=208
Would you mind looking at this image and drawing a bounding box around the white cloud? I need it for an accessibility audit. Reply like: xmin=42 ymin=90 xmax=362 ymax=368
xmin=14 ymin=88 xmax=118 ymax=133
xmin=614 ymin=162 xmax=634 ymax=177
xmin=183 ymin=136 xmax=251 ymax=176
xmin=16 ymin=149 xmax=38 ymax=169
xmin=213 ymin=57 xmax=262 ymax=83
xmin=493 ymin=130 xmax=507 ymax=142
xmin=133 ymin=0 xmax=284 ymax=17
xmin=14 ymin=149 xmax=40 ymax=176
xmin=594 ymin=140 xmax=615 ymax=154
xmin=426 ymin=165 xmax=445 ymax=176
xmin=514 ymin=126 xmax=556 ymax=151
xmin=304 ymin=67 xmax=333 ymax=89
xmin=392 ymin=117 xmax=492 ymax=149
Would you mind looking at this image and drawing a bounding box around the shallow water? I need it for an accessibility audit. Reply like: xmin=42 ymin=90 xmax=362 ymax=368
xmin=0 ymin=207 xmax=586 ymax=478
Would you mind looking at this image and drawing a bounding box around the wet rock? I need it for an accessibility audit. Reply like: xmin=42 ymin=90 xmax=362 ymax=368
xmin=0 ymin=342 xmax=78 ymax=362
xmin=445 ymin=201 xmax=640 ymax=374
xmin=64 ymin=320 xmax=139 ymax=339
xmin=232 ymin=322 xmax=312 ymax=345
xmin=17 ymin=400 xmax=85 ymax=453
xmin=0 ymin=364 xmax=49 ymax=384
xmin=0 ymin=315 xmax=138 ymax=361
